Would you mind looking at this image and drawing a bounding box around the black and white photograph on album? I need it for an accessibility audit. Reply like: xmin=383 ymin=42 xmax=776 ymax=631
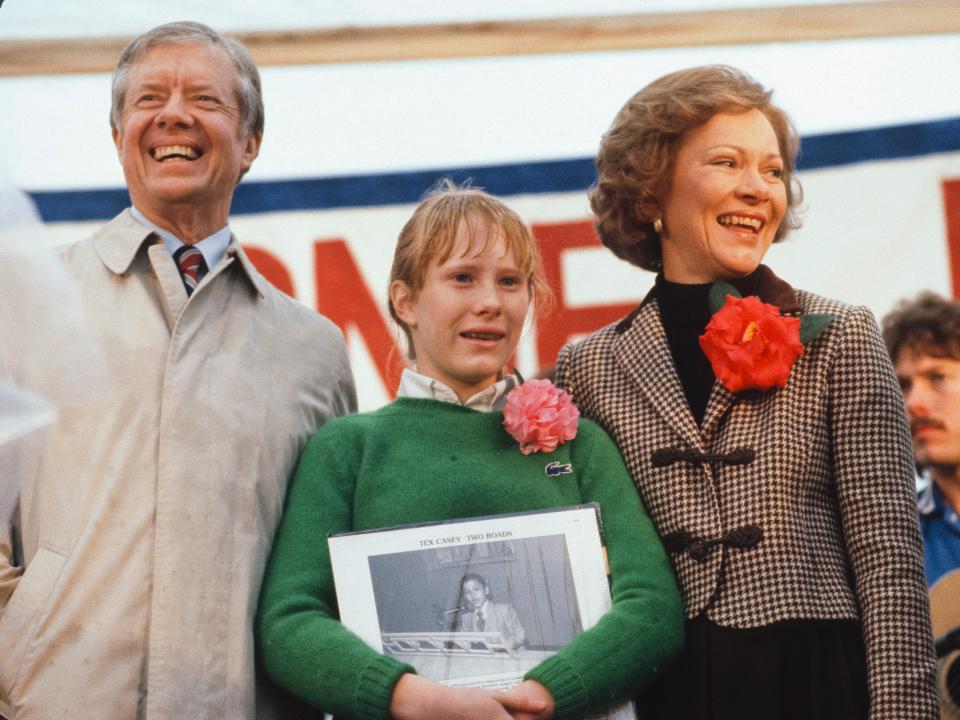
xmin=368 ymin=534 xmax=583 ymax=682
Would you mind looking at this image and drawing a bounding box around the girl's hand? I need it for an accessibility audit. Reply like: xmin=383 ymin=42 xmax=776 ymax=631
xmin=497 ymin=680 xmax=555 ymax=720
xmin=390 ymin=674 xmax=548 ymax=720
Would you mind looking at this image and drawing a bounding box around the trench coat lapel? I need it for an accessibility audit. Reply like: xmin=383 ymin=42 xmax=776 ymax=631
xmin=613 ymin=299 xmax=702 ymax=450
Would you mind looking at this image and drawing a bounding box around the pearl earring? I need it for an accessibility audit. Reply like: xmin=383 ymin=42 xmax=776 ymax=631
xmin=653 ymin=217 xmax=663 ymax=234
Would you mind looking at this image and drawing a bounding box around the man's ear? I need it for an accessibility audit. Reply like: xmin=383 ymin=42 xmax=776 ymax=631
xmin=240 ymin=131 xmax=263 ymax=173
xmin=112 ymin=126 xmax=123 ymax=157
xmin=389 ymin=279 xmax=417 ymax=329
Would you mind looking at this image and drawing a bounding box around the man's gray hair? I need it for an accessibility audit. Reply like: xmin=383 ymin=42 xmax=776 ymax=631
xmin=110 ymin=21 xmax=264 ymax=138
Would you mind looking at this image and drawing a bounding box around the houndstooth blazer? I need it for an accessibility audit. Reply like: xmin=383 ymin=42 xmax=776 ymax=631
xmin=555 ymin=281 xmax=938 ymax=719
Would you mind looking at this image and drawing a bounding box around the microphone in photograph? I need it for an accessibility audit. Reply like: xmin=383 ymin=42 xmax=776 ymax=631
xmin=441 ymin=603 xmax=470 ymax=615
xmin=433 ymin=602 xmax=469 ymax=628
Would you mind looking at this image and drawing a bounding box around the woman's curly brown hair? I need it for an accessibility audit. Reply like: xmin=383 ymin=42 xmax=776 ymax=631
xmin=590 ymin=65 xmax=803 ymax=271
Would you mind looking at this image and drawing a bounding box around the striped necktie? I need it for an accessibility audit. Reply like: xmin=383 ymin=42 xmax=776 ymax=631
xmin=173 ymin=245 xmax=208 ymax=296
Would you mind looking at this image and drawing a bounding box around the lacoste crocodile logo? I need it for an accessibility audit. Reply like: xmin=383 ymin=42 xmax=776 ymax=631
xmin=544 ymin=461 xmax=572 ymax=477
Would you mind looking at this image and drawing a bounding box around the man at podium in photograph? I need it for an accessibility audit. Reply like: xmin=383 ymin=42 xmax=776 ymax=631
xmin=456 ymin=573 xmax=527 ymax=652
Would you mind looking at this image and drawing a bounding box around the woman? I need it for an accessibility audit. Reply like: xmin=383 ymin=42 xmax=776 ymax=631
xmin=555 ymin=65 xmax=938 ymax=719
xmin=257 ymin=183 xmax=683 ymax=720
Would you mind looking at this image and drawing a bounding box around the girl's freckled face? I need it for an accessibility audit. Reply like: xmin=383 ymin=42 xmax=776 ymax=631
xmin=393 ymin=223 xmax=530 ymax=402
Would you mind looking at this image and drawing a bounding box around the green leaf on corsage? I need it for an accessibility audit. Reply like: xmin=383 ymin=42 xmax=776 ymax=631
xmin=799 ymin=313 xmax=833 ymax=344
xmin=708 ymin=280 xmax=741 ymax=315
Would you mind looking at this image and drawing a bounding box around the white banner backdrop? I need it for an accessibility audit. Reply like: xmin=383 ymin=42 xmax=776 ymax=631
xmin=4 ymin=33 xmax=960 ymax=410
xmin=34 ymin=150 xmax=960 ymax=411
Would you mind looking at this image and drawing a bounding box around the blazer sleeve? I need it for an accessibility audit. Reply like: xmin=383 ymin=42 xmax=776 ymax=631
xmin=524 ymin=422 xmax=684 ymax=719
xmin=256 ymin=423 xmax=413 ymax=720
xmin=828 ymin=306 xmax=938 ymax=719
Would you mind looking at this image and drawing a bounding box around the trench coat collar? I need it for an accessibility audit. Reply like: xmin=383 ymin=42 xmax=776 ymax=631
xmin=92 ymin=209 xmax=266 ymax=299
xmin=223 ymin=241 xmax=268 ymax=299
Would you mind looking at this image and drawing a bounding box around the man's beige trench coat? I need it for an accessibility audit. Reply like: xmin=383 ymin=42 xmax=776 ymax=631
xmin=0 ymin=211 xmax=356 ymax=719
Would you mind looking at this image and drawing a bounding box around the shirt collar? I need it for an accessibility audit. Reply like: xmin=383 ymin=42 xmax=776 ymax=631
xmin=919 ymin=481 xmax=943 ymax=517
xmin=396 ymin=368 xmax=518 ymax=412
xmin=93 ymin=210 xmax=267 ymax=299
xmin=130 ymin=205 xmax=232 ymax=270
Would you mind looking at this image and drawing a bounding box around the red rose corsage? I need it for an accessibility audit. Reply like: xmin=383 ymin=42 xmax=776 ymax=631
xmin=502 ymin=379 xmax=579 ymax=455
xmin=699 ymin=280 xmax=833 ymax=393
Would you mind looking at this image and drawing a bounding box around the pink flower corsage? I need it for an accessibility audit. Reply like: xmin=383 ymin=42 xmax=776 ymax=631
xmin=502 ymin=379 xmax=579 ymax=455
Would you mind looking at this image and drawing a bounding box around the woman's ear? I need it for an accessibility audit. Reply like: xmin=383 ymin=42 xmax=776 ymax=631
xmin=389 ymin=279 xmax=417 ymax=329
xmin=636 ymin=197 xmax=661 ymax=230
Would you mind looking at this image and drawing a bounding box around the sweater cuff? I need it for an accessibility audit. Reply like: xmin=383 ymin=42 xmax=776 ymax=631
xmin=353 ymin=654 xmax=415 ymax=720
xmin=524 ymin=654 xmax=589 ymax=720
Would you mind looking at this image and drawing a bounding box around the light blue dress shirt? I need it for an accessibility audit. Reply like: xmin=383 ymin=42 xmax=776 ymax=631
xmin=918 ymin=481 xmax=960 ymax=587
xmin=130 ymin=206 xmax=232 ymax=270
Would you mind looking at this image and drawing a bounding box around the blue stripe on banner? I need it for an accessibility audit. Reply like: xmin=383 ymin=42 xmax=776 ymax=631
xmin=29 ymin=116 xmax=960 ymax=223
xmin=797 ymin=117 xmax=960 ymax=170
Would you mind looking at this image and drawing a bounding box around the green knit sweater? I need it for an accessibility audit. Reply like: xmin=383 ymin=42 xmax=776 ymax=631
xmin=257 ymin=398 xmax=683 ymax=720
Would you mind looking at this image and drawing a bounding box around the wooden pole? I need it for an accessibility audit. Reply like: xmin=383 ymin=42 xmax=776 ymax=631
xmin=1 ymin=1 xmax=958 ymax=76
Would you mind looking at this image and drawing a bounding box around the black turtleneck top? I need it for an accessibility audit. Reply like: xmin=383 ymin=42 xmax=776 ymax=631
xmin=654 ymin=276 xmax=714 ymax=425
xmin=655 ymin=271 xmax=763 ymax=426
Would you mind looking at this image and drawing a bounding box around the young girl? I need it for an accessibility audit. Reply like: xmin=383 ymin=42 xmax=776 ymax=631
xmin=256 ymin=183 xmax=682 ymax=720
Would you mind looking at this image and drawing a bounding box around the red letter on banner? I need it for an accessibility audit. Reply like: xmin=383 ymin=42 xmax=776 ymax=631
xmin=533 ymin=220 xmax=639 ymax=369
xmin=943 ymin=179 xmax=960 ymax=299
xmin=314 ymin=239 xmax=404 ymax=395
xmin=243 ymin=245 xmax=296 ymax=297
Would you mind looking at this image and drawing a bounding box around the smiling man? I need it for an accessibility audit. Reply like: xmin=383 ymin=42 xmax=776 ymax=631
xmin=883 ymin=292 xmax=960 ymax=588
xmin=456 ymin=573 xmax=526 ymax=652
xmin=0 ymin=22 xmax=356 ymax=720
